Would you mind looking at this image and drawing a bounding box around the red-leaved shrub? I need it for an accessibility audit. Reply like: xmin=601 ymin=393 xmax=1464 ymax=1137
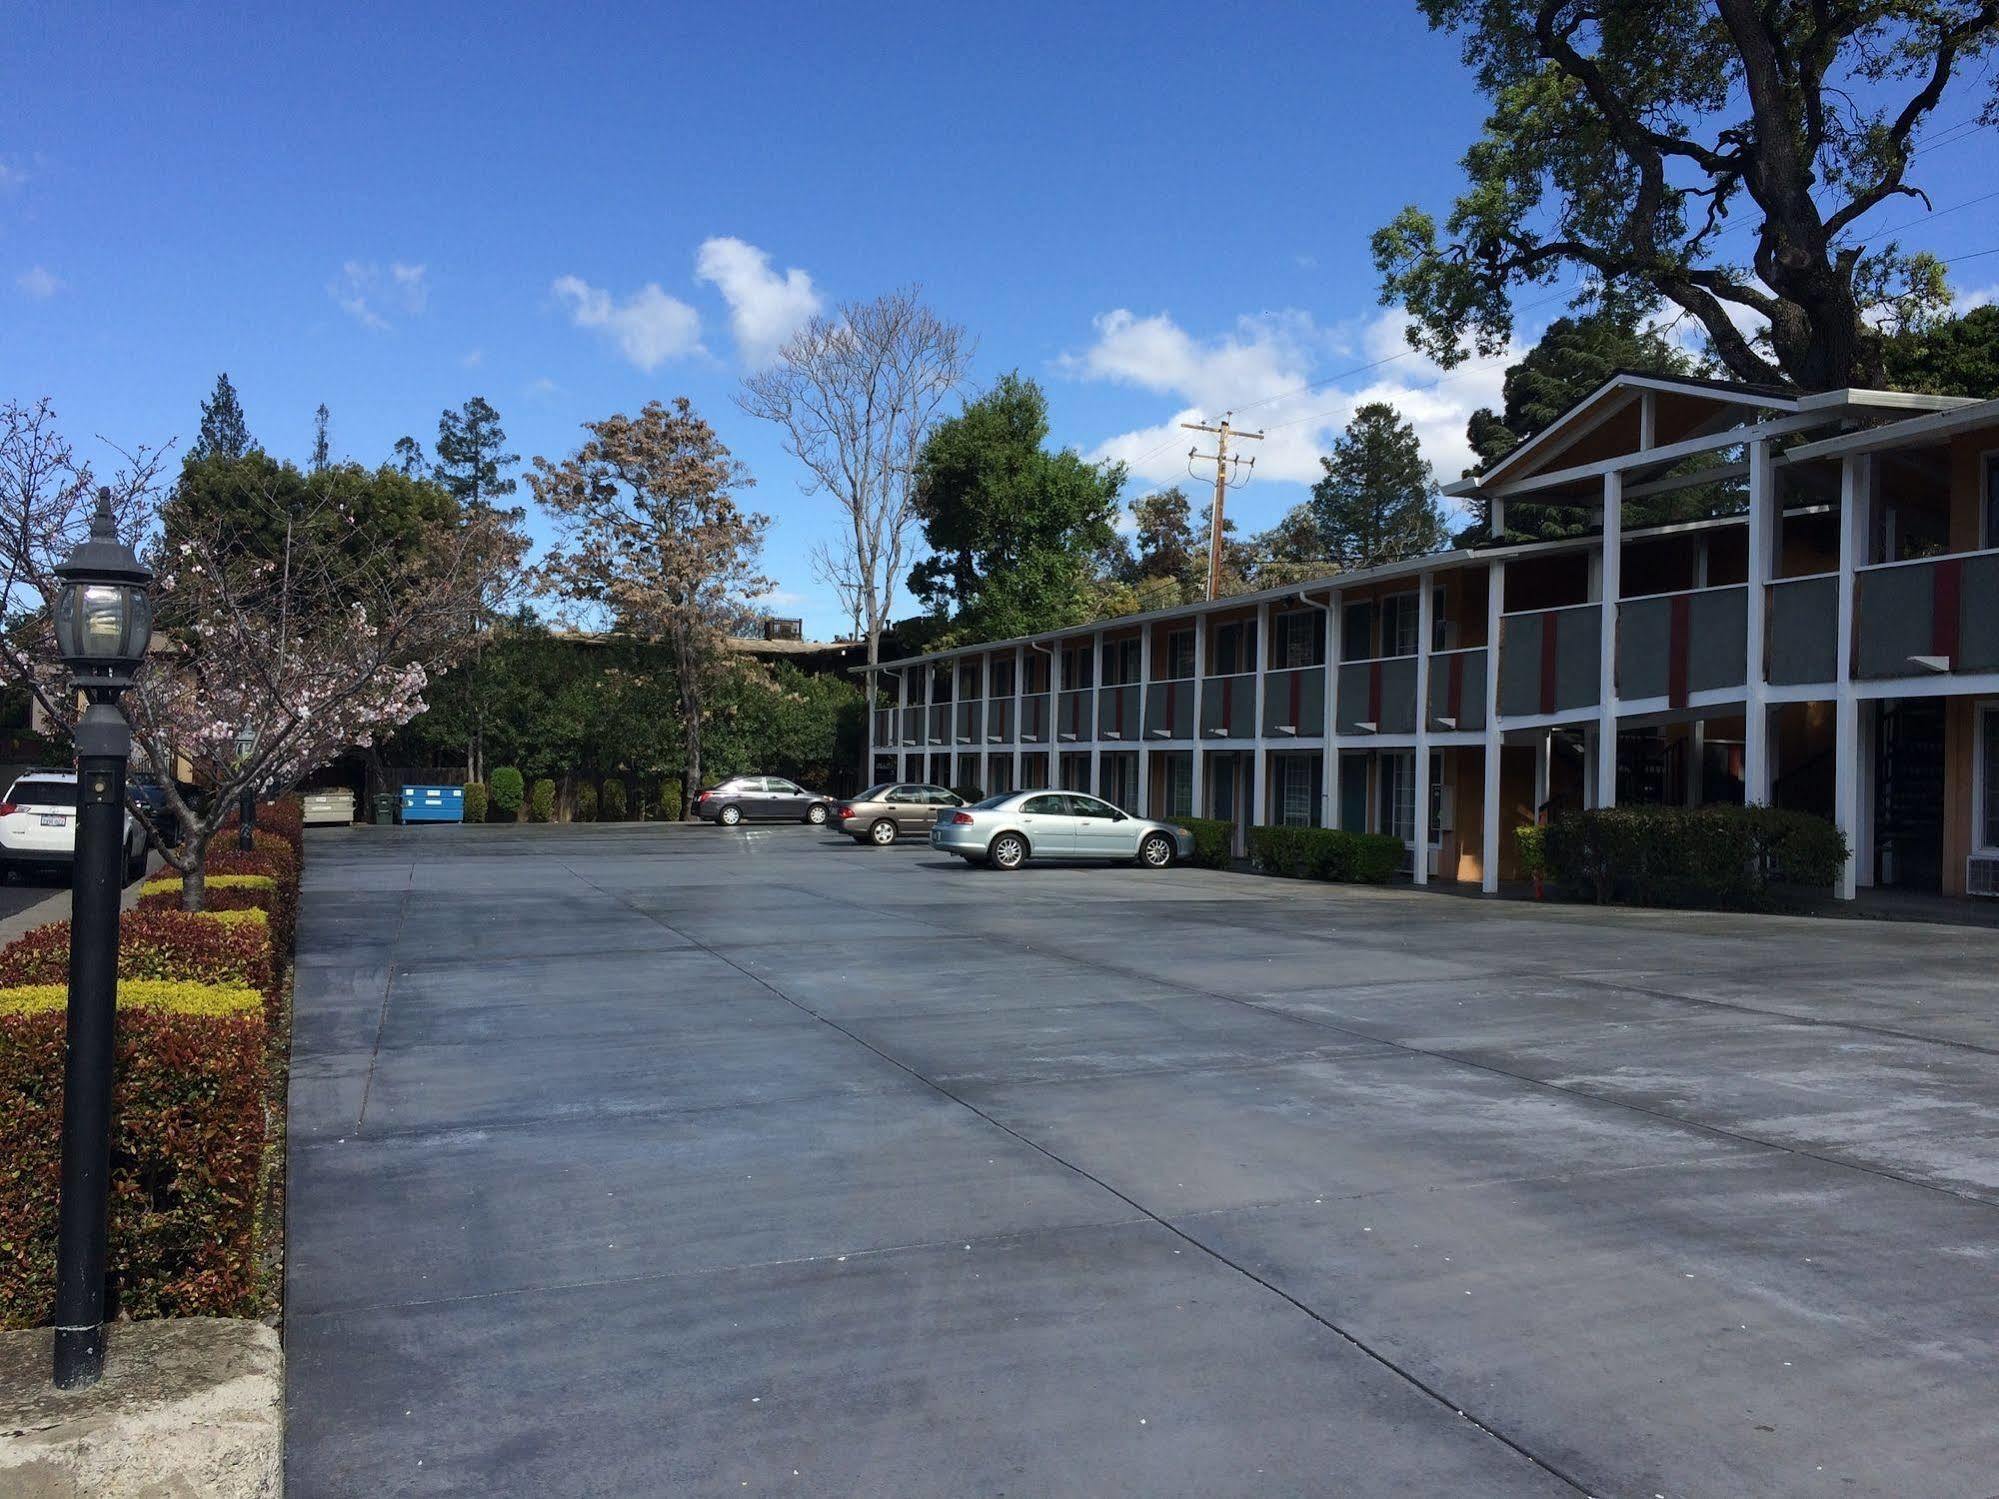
xmin=0 ymin=909 xmax=278 ymax=1019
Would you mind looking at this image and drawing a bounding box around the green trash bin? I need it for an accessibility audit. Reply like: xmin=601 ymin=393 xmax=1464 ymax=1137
xmin=372 ymin=792 xmax=397 ymax=826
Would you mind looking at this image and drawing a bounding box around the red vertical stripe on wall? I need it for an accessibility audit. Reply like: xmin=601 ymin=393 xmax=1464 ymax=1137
xmin=1538 ymin=614 xmax=1558 ymax=715
xmin=1932 ymin=557 xmax=1963 ymax=660
xmin=1668 ymin=593 xmax=1691 ymax=710
xmin=1368 ymin=661 xmax=1383 ymax=724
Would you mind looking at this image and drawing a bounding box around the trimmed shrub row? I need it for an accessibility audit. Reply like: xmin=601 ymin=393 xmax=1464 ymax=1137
xmin=1248 ymin=825 xmax=1404 ymax=884
xmin=1177 ymin=817 xmax=1236 ymax=870
xmin=0 ymin=980 xmax=270 ymax=1328
xmin=1541 ymin=804 xmax=1847 ymax=910
xmin=0 ymin=908 xmax=278 ymax=1021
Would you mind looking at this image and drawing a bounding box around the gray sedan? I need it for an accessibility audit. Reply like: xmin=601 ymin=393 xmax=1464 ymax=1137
xmin=929 ymin=789 xmax=1194 ymax=871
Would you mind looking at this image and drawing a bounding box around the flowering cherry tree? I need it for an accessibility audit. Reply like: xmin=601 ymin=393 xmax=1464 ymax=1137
xmin=0 ymin=398 xmax=520 ymax=908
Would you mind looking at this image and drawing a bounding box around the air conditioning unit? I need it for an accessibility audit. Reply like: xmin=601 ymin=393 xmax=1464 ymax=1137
xmin=1969 ymin=855 xmax=1999 ymax=898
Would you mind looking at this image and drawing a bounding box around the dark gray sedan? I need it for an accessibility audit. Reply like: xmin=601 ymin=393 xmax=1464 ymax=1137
xmin=928 ymin=789 xmax=1193 ymax=870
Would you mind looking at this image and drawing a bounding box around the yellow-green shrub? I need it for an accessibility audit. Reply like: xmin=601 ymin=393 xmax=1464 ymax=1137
xmin=0 ymin=980 xmax=262 ymax=1018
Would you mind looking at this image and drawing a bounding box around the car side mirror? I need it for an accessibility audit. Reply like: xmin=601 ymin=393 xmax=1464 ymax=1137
xmin=1112 ymin=811 xmax=1127 ymax=821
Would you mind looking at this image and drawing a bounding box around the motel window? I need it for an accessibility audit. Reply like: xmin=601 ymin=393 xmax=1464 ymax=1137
xmin=1104 ymin=637 xmax=1141 ymax=685
xmin=1212 ymin=619 xmax=1256 ymax=674
xmin=1341 ymin=600 xmax=1376 ymax=661
xmin=1165 ymin=628 xmax=1196 ymax=680
xmin=1383 ymin=593 xmax=1420 ymax=658
xmin=1165 ymin=754 xmax=1194 ymax=817
xmin=1985 ymin=454 xmax=1998 ymax=550
xmin=1278 ymin=755 xmax=1317 ymax=827
xmin=1062 ymin=643 xmax=1095 ymax=689
xmin=1431 ymin=586 xmax=1452 ymax=652
xmin=1274 ymin=611 xmax=1324 ymax=669
xmin=990 ymin=657 xmax=1015 ymax=697
xmin=959 ymin=662 xmax=982 ymax=698
xmin=1383 ymin=752 xmax=1417 ymax=844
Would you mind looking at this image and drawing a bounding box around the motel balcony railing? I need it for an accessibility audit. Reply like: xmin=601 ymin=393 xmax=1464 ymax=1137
xmin=1018 ymin=691 xmax=1051 ymax=744
xmin=954 ymin=699 xmax=984 ymax=743
xmin=1200 ymin=671 xmax=1257 ymax=738
xmin=1144 ymin=676 xmax=1196 ymax=740
xmin=1335 ymin=654 xmax=1417 ymax=735
xmin=1095 ymin=683 xmax=1142 ymax=742
xmin=1425 ymin=646 xmax=1486 ymax=732
xmin=1497 ymin=602 xmax=1601 ymax=718
xmin=1766 ymin=574 xmax=1839 ymax=686
xmin=1056 ymin=687 xmax=1095 ymax=743
xmin=1615 ymin=583 xmax=1748 ymax=705
xmin=1854 ymin=548 xmax=1999 ymax=680
xmin=1262 ymin=665 xmax=1326 ymax=739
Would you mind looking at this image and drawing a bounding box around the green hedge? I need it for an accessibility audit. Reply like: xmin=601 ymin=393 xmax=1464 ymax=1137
xmin=489 ymin=767 xmax=524 ymax=817
xmin=463 ymin=781 xmax=489 ymax=824
xmin=528 ymin=777 xmax=556 ymax=823
xmin=601 ymin=778 xmax=627 ymax=821
xmin=1247 ymin=825 xmax=1404 ymax=883
xmin=574 ymin=783 xmax=598 ymax=822
xmin=1542 ymin=804 xmax=1847 ymax=910
xmin=1177 ymin=817 xmax=1236 ymax=869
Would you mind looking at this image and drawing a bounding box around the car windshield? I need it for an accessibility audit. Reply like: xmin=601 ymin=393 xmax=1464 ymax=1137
xmin=10 ymin=781 xmax=77 ymax=807
xmin=971 ymin=794 xmax=1014 ymax=810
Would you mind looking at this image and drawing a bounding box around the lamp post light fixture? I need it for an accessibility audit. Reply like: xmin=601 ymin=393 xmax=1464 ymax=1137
xmin=50 ymin=488 xmax=152 ymax=1390
xmin=234 ymin=722 xmax=258 ymax=851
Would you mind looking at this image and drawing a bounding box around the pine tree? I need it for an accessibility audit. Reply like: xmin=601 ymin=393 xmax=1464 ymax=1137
xmin=435 ymin=396 xmax=519 ymax=509
xmin=190 ymin=373 xmax=252 ymax=461
xmin=391 ymin=436 xmax=428 ymax=478
xmin=311 ymin=404 xmax=332 ymax=471
xmin=1309 ymin=403 xmax=1447 ymax=573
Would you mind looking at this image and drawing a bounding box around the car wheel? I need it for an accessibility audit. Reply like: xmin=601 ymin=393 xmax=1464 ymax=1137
xmin=718 ymin=804 xmax=742 ymax=827
xmin=804 ymin=802 xmax=829 ymax=825
xmin=868 ymin=819 xmax=897 ymax=846
xmin=988 ymin=832 xmax=1028 ymax=870
xmin=1138 ymin=832 xmax=1175 ymax=869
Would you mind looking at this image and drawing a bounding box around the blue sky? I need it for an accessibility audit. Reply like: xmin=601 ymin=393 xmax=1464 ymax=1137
xmin=8 ymin=3 xmax=1999 ymax=637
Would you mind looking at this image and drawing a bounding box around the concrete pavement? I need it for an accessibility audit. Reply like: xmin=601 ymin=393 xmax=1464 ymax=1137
xmin=285 ymin=822 xmax=1999 ymax=1497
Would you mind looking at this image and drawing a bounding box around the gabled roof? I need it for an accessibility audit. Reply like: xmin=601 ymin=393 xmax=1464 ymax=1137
xmin=1448 ymin=371 xmax=1801 ymax=496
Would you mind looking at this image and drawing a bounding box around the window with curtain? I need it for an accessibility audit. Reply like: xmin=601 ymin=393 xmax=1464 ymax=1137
xmin=1165 ymin=629 xmax=1196 ymax=679
xmin=1982 ymin=704 xmax=1999 ymax=850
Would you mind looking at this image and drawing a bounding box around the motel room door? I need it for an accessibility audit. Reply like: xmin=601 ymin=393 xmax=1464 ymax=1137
xmin=1875 ymin=699 xmax=1945 ymax=892
xmin=1206 ymin=751 xmax=1250 ymax=855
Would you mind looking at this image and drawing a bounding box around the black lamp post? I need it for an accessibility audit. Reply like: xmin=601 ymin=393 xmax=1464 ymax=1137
xmin=50 ymin=488 xmax=152 ymax=1390
xmin=234 ymin=723 xmax=257 ymax=851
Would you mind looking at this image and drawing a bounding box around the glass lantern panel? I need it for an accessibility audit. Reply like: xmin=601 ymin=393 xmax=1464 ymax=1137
xmin=80 ymin=585 xmax=128 ymax=657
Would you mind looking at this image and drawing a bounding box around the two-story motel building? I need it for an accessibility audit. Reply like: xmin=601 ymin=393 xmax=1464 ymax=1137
xmin=862 ymin=373 xmax=1999 ymax=903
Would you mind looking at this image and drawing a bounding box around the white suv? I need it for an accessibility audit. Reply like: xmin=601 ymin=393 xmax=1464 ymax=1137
xmin=0 ymin=770 xmax=150 ymax=884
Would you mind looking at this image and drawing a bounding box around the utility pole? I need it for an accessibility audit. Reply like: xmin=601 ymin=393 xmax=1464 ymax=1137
xmin=1184 ymin=414 xmax=1263 ymax=601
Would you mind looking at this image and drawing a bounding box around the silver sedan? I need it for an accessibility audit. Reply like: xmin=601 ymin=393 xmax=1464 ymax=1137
xmin=929 ymin=789 xmax=1195 ymax=871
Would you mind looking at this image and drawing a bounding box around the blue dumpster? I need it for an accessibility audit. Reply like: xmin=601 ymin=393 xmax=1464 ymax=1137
xmin=400 ymin=785 xmax=465 ymax=823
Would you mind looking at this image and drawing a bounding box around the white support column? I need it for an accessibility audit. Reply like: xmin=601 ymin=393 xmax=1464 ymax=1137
xmin=1325 ymin=591 xmax=1343 ymax=830
xmin=1089 ymin=629 xmax=1105 ymax=796
xmin=1012 ymin=645 xmax=1025 ymax=792
xmin=1413 ymin=574 xmax=1434 ymax=885
xmin=1137 ymin=625 xmax=1153 ymax=817
xmin=1833 ymin=453 xmax=1869 ymax=900
xmin=864 ymin=669 xmax=876 ymax=782
xmin=1595 ymin=471 xmax=1621 ymax=809
xmin=1251 ymin=601 xmax=1272 ymax=829
xmin=1743 ymin=438 xmax=1774 ymax=804
xmin=1639 ymin=390 xmax=1658 ymax=451
xmin=1049 ymin=639 xmax=1064 ymax=788
xmin=1192 ymin=615 xmax=1208 ymax=817
xmin=1481 ymin=561 xmax=1505 ymax=892
xmin=1533 ymin=733 xmax=1551 ymax=811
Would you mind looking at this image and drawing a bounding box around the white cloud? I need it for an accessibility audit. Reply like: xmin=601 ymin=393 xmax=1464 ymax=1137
xmin=1954 ymin=282 xmax=1999 ymax=314
xmin=759 ymin=588 xmax=808 ymax=607
xmin=15 ymin=265 xmax=62 ymax=299
xmin=694 ymin=236 xmax=821 ymax=365
xmin=461 ymin=348 xmax=484 ymax=368
xmin=0 ymin=159 xmax=27 ymax=191
xmin=552 ymin=274 xmax=703 ymax=371
xmin=1066 ymin=306 xmax=1519 ymax=490
xmin=330 ymin=259 xmax=429 ymax=330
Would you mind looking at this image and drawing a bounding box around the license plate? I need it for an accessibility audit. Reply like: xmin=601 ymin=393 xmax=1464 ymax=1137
xmin=38 ymin=814 xmax=64 ymax=827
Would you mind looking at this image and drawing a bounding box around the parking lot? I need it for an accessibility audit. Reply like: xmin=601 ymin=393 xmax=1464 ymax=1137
xmin=286 ymin=820 xmax=1999 ymax=1497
